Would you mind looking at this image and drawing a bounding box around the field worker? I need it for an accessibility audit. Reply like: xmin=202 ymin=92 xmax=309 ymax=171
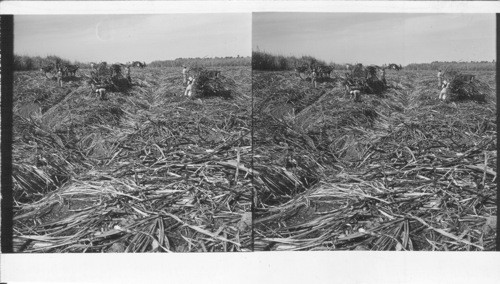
xmin=439 ymin=80 xmax=450 ymax=101
xmin=184 ymin=77 xmax=195 ymax=97
xmin=182 ymin=66 xmax=188 ymax=84
xmin=125 ymin=65 xmax=132 ymax=84
xmin=90 ymin=63 xmax=98 ymax=78
xmin=344 ymin=84 xmax=351 ymax=97
xmin=441 ymin=79 xmax=448 ymax=89
xmin=56 ymin=67 xmax=63 ymax=87
xmin=350 ymin=89 xmax=361 ymax=102
xmin=437 ymin=70 xmax=443 ymax=88
xmin=311 ymin=68 xmax=317 ymax=88
xmin=381 ymin=68 xmax=387 ymax=85
xmin=96 ymin=87 xmax=107 ymax=100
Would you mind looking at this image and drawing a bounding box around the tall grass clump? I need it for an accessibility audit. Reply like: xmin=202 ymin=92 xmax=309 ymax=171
xmin=14 ymin=54 xmax=90 ymax=71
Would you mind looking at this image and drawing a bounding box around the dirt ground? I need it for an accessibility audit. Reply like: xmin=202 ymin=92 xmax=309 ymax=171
xmin=12 ymin=65 xmax=253 ymax=252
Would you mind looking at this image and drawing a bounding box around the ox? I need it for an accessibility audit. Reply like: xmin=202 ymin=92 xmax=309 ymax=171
xmin=132 ymin=61 xmax=147 ymax=68
xmin=110 ymin=64 xmax=123 ymax=77
xmin=205 ymin=70 xmax=221 ymax=79
xmin=295 ymin=65 xmax=309 ymax=74
xmin=387 ymin=63 xmax=403 ymax=71
xmin=461 ymin=74 xmax=476 ymax=83
xmin=40 ymin=65 xmax=54 ymax=74
xmin=64 ymin=64 xmax=79 ymax=76
xmin=316 ymin=65 xmax=333 ymax=78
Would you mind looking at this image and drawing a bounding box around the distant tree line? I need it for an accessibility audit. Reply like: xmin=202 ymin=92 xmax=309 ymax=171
xmin=14 ymin=53 xmax=495 ymax=72
xmin=13 ymin=54 xmax=250 ymax=71
xmin=253 ymin=51 xmax=497 ymax=72
xmin=252 ymin=51 xmax=346 ymax=71
xmin=13 ymin=55 xmax=92 ymax=71
xmin=404 ymin=61 xmax=495 ymax=71
xmin=149 ymin=56 xmax=251 ymax=68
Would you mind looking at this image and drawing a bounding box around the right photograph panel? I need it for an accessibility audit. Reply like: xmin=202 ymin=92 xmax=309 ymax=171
xmin=252 ymin=13 xmax=497 ymax=251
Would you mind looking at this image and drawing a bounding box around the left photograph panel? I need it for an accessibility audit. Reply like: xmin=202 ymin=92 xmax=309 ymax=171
xmin=11 ymin=14 xmax=253 ymax=252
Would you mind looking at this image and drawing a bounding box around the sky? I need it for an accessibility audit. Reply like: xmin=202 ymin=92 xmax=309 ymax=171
xmin=14 ymin=14 xmax=251 ymax=63
xmin=253 ymin=13 xmax=496 ymax=65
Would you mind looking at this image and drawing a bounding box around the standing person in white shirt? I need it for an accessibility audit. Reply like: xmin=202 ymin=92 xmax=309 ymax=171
xmin=439 ymin=80 xmax=450 ymax=101
xmin=185 ymin=77 xmax=195 ymax=97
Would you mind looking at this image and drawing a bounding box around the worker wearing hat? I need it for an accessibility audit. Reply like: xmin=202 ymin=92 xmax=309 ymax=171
xmin=311 ymin=68 xmax=317 ymax=88
xmin=125 ymin=65 xmax=132 ymax=84
xmin=381 ymin=67 xmax=387 ymax=86
xmin=56 ymin=67 xmax=63 ymax=87
xmin=182 ymin=66 xmax=188 ymax=85
xmin=90 ymin=63 xmax=98 ymax=79
xmin=437 ymin=70 xmax=443 ymax=89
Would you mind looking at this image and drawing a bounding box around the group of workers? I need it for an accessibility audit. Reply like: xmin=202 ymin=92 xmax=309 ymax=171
xmin=59 ymin=64 xmax=456 ymax=102
xmin=87 ymin=64 xmax=195 ymax=99
xmin=311 ymin=66 xmax=389 ymax=104
xmin=311 ymin=67 xmax=455 ymax=103
xmin=53 ymin=64 xmax=78 ymax=87
xmin=88 ymin=63 xmax=133 ymax=100
xmin=55 ymin=63 xmax=196 ymax=100
xmin=54 ymin=64 xmax=70 ymax=87
xmin=89 ymin=63 xmax=131 ymax=82
xmin=308 ymin=67 xmax=333 ymax=88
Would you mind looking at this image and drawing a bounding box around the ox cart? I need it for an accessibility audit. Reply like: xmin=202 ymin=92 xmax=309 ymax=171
xmin=343 ymin=64 xmax=387 ymax=97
